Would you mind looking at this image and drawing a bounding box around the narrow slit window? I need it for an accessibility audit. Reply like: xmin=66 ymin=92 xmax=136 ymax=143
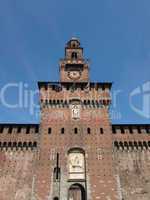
xmin=74 ymin=128 xmax=78 ymax=134
xmin=100 ymin=128 xmax=104 ymax=134
xmin=87 ymin=128 xmax=91 ymax=134
xmin=54 ymin=167 xmax=60 ymax=181
xmin=54 ymin=153 xmax=60 ymax=182
xmin=61 ymin=128 xmax=65 ymax=134
xmin=48 ymin=128 xmax=52 ymax=134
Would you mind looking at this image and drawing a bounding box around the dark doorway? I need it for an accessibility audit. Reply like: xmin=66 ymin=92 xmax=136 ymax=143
xmin=68 ymin=184 xmax=86 ymax=200
xmin=54 ymin=197 xmax=59 ymax=200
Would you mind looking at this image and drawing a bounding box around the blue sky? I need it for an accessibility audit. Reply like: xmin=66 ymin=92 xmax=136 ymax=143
xmin=0 ymin=0 xmax=150 ymax=124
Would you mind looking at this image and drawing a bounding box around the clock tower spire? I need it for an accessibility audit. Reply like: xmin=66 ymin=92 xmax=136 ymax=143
xmin=60 ymin=38 xmax=90 ymax=82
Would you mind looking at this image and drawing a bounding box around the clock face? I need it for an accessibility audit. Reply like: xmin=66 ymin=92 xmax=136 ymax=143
xmin=68 ymin=71 xmax=81 ymax=80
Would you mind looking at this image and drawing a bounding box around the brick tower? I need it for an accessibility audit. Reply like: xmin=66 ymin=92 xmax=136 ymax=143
xmin=37 ymin=38 xmax=118 ymax=200
xmin=0 ymin=38 xmax=150 ymax=200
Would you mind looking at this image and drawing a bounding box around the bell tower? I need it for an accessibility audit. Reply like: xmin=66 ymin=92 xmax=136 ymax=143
xmin=60 ymin=38 xmax=89 ymax=82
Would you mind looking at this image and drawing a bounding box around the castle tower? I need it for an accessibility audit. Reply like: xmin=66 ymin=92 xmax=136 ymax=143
xmin=1 ymin=38 xmax=150 ymax=200
xmin=37 ymin=38 xmax=117 ymax=200
xmin=60 ymin=38 xmax=89 ymax=82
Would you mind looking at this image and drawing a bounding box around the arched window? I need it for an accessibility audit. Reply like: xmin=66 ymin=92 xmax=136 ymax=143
xmin=71 ymin=52 xmax=78 ymax=59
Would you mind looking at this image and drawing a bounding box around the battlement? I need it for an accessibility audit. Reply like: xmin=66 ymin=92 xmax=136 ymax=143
xmin=41 ymin=99 xmax=110 ymax=108
xmin=0 ymin=124 xmax=39 ymax=152
xmin=0 ymin=124 xmax=39 ymax=135
xmin=38 ymin=81 xmax=112 ymax=90
xmin=113 ymin=140 xmax=150 ymax=151
xmin=0 ymin=141 xmax=37 ymax=151
xmin=112 ymin=124 xmax=150 ymax=135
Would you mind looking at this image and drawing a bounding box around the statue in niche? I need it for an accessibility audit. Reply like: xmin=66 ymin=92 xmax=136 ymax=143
xmin=71 ymin=104 xmax=80 ymax=119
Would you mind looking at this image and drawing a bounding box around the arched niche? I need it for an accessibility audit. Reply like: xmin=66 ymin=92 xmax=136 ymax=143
xmin=69 ymin=99 xmax=81 ymax=120
xmin=68 ymin=148 xmax=85 ymax=180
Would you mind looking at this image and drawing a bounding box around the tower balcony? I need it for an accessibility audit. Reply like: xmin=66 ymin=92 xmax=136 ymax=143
xmin=59 ymin=58 xmax=90 ymax=66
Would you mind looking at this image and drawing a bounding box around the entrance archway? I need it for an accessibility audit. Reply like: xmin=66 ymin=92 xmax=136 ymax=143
xmin=53 ymin=198 xmax=59 ymax=200
xmin=68 ymin=183 xmax=86 ymax=200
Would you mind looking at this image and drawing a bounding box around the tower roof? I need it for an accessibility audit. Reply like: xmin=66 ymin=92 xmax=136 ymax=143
xmin=70 ymin=37 xmax=80 ymax=41
xmin=66 ymin=37 xmax=81 ymax=48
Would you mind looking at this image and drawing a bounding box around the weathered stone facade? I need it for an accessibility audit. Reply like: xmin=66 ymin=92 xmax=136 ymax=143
xmin=0 ymin=38 xmax=150 ymax=200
